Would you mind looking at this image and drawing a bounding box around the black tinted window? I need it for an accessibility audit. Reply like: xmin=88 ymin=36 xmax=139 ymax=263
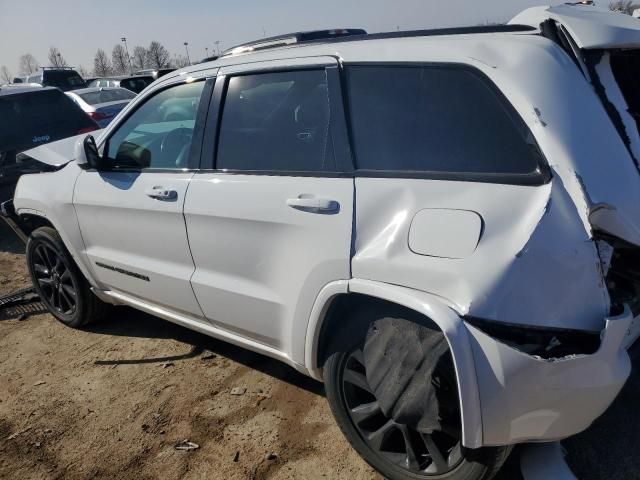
xmin=217 ymin=70 xmax=334 ymax=172
xmin=43 ymin=71 xmax=86 ymax=91
xmin=346 ymin=65 xmax=542 ymax=176
xmin=0 ymin=90 xmax=96 ymax=154
xmin=120 ymin=77 xmax=153 ymax=94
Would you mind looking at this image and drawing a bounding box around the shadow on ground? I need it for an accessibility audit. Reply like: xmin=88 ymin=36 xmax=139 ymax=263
xmin=86 ymin=306 xmax=324 ymax=397
xmin=0 ymin=218 xmax=25 ymax=254
xmin=564 ymin=345 xmax=640 ymax=480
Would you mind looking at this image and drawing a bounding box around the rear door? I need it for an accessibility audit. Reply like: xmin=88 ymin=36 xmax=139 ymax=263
xmin=184 ymin=58 xmax=354 ymax=353
xmin=73 ymin=78 xmax=214 ymax=317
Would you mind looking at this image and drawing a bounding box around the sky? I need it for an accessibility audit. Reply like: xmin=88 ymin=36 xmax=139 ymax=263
xmin=0 ymin=0 xmax=602 ymax=76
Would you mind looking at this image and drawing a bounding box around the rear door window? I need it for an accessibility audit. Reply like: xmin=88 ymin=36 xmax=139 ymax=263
xmin=216 ymin=69 xmax=335 ymax=172
xmin=345 ymin=65 xmax=544 ymax=180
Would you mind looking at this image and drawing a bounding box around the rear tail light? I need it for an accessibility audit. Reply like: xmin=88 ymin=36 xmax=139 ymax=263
xmin=88 ymin=111 xmax=109 ymax=121
xmin=78 ymin=125 xmax=99 ymax=134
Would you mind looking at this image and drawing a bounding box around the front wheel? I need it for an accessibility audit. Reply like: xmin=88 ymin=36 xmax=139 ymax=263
xmin=26 ymin=226 xmax=109 ymax=328
xmin=324 ymin=311 xmax=509 ymax=480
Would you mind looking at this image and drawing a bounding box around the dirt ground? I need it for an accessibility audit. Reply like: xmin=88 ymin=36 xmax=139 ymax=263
xmin=1 ymin=219 xmax=637 ymax=480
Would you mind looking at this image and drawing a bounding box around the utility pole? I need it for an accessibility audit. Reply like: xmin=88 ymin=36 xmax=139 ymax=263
xmin=205 ymin=47 xmax=209 ymax=58
xmin=121 ymin=37 xmax=133 ymax=74
xmin=184 ymin=42 xmax=191 ymax=65
xmin=214 ymin=40 xmax=220 ymax=55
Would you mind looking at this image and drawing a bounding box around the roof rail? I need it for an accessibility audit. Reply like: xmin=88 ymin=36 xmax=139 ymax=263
xmin=41 ymin=66 xmax=76 ymax=70
xmin=223 ymin=28 xmax=367 ymax=56
xmin=221 ymin=25 xmax=537 ymax=58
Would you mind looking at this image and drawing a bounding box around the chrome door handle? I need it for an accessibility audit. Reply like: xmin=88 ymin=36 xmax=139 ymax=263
xmin=287 ymin=195 xmax=339 ymax=214
xmin=145 ymin=186 xmax=177 ymax=201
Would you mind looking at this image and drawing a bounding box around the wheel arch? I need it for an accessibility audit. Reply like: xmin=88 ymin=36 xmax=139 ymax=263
xmin=305 ymin=278 xmax=484 ymax=449
xmin=18 ymin=210 xmax=98 ymax=290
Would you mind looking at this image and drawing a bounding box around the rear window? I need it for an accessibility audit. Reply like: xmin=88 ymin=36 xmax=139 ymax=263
xmin=79 ymin=89 xmax=136 ymax=105
xmin=120 ymin=77 xmax=153 ymax=94
xmin=0 ymin=90 xmax=96 ymax=153
xmin=345 ymin=65 xmax=543 ymax=178
xmin=43 ymin=71 xmax=86 ymax=91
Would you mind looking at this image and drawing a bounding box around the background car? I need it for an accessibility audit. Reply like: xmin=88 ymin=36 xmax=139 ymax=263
xmin=13 ymin=67 xmax=87 ymax=92
xmin=66 ymin=87 xmax=136 ymax=127
xmin=0 ymin=85 xmax=98 ymax=202
xmin=88 ymin=75 xmax=154 ymax=94
xmin=133 ymin=68 xmax=175 ymax=80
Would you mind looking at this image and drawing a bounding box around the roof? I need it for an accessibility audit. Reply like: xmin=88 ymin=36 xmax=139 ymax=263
xmin=0 ymin=85 xmax=56 ymax=97
xmin=511 ymin=4 xmax=640 ymax=49
xmin=162 ymin=24 xmax=542 ymax=83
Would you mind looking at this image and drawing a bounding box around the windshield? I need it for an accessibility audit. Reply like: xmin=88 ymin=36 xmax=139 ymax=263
xmin=43 ymin=71 xmax=87 ymax=91
xmin=79 ymin=88 xmax=136 ymax=105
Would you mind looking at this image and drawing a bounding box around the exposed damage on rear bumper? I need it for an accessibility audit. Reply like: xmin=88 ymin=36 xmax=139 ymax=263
xmin=466 ymin=305 xmax=635 ymax=446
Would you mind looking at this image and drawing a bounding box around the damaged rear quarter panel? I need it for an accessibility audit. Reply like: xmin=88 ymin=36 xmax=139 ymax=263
xmin=350 ymin=36 xmax=640 ymax=331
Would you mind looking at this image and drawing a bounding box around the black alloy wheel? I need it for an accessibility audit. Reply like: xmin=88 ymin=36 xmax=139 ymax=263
xmin=30 ymin=242 xmax=78 ymax=319
xmin=340 ymin=348 xmax=463 ymax=477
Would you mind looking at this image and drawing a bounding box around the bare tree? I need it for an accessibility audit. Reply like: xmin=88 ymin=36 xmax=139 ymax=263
xmin=93 ymin=49 xmax=112 ymax=76
xmin=172 ymin=54 xmax=190 ymax=68
xmin=132 ymin=46 xmax=148 ymax=70
xmin=112 ymin=44 xmax=129 ymax=75
xmin=147 ymin=41 xmax=170 ymax=68
xmin=19 ymin=53 xmax=39 ymax=75
xmin=48 ymin=47 xmax=67 ymax=67
xmin=0 ymin=65 xmax=12 ymax=84
xmin=77 ymin=65 xmax=90 ymax=79
xmin=609 ymin=1 xmax=640 ymax=14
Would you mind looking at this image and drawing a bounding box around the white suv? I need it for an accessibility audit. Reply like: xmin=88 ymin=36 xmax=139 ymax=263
xmin=3 ymin=6 xmax=640 ymax=480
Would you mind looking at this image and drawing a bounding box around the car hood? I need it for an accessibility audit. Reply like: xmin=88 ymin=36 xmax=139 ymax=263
xmin=511 ymin=5 xmax=640 ymax=49
xmin=19 ymin=130 xmax=104 ymax=168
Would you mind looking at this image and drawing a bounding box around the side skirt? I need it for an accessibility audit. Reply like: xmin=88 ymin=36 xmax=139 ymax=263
xmin=93 ymin=288 xmax=311 ymax=377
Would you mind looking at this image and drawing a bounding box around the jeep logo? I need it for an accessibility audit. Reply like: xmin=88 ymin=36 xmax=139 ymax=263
xmin=32 ymin=135 xmax=50 ymax=144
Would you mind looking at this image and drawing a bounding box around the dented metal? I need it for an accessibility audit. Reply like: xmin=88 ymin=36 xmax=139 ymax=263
xmin=9 ymin=5 xmax=640 ymax=453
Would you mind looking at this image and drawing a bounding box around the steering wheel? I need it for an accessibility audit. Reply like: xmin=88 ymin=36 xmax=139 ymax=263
xmin=160 ymin=128 xmax=193 ymax=168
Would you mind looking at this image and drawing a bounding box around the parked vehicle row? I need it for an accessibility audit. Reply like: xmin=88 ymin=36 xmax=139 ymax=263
xmin=3 ymin=6 xmax=640 ymax=480
xmin=0 ymin=86 xmax=99 ymax=203
xmin=12 ymin=67 xmax=87 ymax=91
xmin=88 ymin=75 xmax=154 ymax=94
xmin=65 ymin=87 xmax=136 ymax=127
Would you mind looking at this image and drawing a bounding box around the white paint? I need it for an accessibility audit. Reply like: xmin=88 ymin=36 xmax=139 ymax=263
xmin=74 ymin=170 xmax=205 ymax=318
xmin=467 ymin=305 xmax=632 ymax=445
xmin=408 ymin=209 xmax=482 ymax=259
xmin=21 ymin=131 xmax=102 ymax=168
xmin=184 ymin=174 xmax=353 ymax=352
xmin=593 ymin=52 xmax=640 ymax=168
xmin=511 ymin=4 xmax=640 ymax=49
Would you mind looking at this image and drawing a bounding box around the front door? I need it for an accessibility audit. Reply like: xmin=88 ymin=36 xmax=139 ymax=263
xmin=184 ymin=59 xmax=354 ymax=353
xmin=74 ymin=79 xmax=210 ymax=317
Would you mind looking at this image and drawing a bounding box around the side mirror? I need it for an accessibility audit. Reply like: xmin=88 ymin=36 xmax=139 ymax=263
xmin=75 ymin=135 xmax=103 ymax=169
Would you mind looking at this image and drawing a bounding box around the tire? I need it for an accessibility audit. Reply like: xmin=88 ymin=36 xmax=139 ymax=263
xmin=324 ymin=306 xmax=509 ymax=480
xmin=26 ymin=226 xmax=109 ymax=328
